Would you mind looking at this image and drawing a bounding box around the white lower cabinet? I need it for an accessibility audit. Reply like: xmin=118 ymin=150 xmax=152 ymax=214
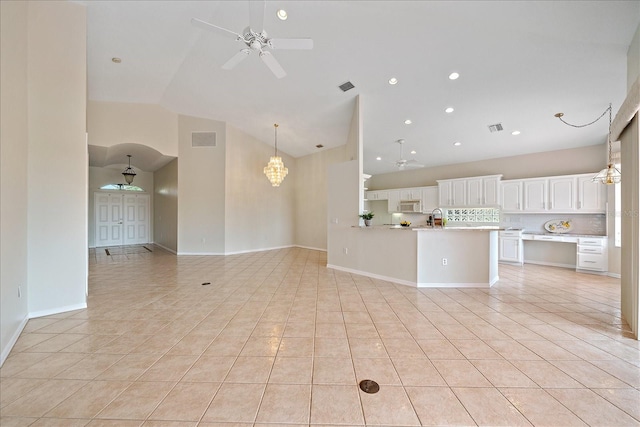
xmin=499 ymin=230 xmax=523 ymax=264
xmin=577 ymin=237 xmax=608 ymax=272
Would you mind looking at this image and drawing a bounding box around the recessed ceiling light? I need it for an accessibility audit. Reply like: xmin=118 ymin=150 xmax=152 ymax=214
xmin=376 ymin=156 xmax=382 ymax=161
xmin=448 ymin=72 xmax=459 ymax=80
xmin=276 ymin=9 xmax=288 ymax=20
xmin=445 ymin=107 xmax=454 ymax=113
xmin=511 ymin=130 xmax=521 ymax=135
xmin=410 ymin=150 xmax=417 ymax=154
xmin=404 ymin=119 xmax=412 ymax=125
xmin=388 ymin=77 xmax=398 ymax=85
xmin=111 ymin=57 xmax=122 ymax=63
xmin=453 ymin=141 xmax=462 ymax=146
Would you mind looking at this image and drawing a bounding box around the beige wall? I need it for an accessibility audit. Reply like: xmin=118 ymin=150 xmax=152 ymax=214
xmin=154 ymin=159 xmax=178 ymax=252
xmin=628 ymin=24 xmax=640 ymax=90
xmin=26 ymin=1 xmax=88 ymax=317
xmin=0 ymin=0 xmax=29 ymax=364
xmin=88 ymin=101 xmax=179 ymax=156
xmin=368 ymin=144 xmax=607 ymax=190
xmin=295 ymin=146 xmax=347 ymax=250
xmin=621 ymin=115 xmax=639 ymax=338
xmin=225 ymin=125 xmax=296 ymax=253
xmin=177 ymin=115 xmax=226 ymax=254
xmin=88 ymin=166 xmax=155 ymax=248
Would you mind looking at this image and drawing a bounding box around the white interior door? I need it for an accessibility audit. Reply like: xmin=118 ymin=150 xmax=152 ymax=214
xmin=123 ymin=194 xmax=150 ymax=245
xmin=95 ymin=193 xmax=124 ymax=247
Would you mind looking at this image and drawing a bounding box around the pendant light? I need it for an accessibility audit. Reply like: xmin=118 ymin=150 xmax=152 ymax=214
xmin=554 ymin=103 xmax=620 ymax=184
xmin=122 ymin=154 xmax=137 ymax=185
xmin=263 ymin=123 xmax=288 ymax=187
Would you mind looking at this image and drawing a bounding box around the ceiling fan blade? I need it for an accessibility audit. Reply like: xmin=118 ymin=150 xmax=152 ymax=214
xmin=259 ymin=51 xmax=286 ymax=78
xmin=405 ymin=163 xmax=425 ymax=168
xmin=222 ymin=49 xmax=250 ymax=70
xmin=269 ymin=38 xmax=314 ymax=50
xmin=191 ymin=18 xmax=241 ymax=40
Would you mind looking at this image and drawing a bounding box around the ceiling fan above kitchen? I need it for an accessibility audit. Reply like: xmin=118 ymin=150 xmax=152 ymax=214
xmin=393 ymin=139 xmax=424 ymax=169
xmin=191 ymin=2 xmax=313 ymax=79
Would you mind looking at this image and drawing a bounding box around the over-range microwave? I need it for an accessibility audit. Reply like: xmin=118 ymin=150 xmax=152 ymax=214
xmin=398 ymin=200 xmax=422 ymax=213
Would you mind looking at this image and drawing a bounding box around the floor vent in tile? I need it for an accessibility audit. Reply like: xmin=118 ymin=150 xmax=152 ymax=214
xmin=359 ymin=379 xmax=379 ymax=394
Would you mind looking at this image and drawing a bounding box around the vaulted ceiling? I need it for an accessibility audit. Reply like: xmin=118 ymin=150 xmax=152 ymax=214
xmin=84 ymin=1 xmax=640 ymax=175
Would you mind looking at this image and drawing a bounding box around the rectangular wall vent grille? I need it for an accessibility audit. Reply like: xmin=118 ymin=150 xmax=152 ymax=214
xmin=192 ymin=132 xmax=217 ymax=147
xmin=339 ymin=81 xmax=355 ymax=92
xmin=488 ymin=123 xmax=504 ymax=133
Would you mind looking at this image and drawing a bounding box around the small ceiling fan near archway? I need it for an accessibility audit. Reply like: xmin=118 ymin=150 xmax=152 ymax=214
xmin=393 ymin=139 xmax=424 ymax=169
xmin=191 ymin=2 xmax=313 ymax=79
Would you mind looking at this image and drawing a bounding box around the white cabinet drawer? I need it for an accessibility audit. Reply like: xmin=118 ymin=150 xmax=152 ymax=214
xmin=499 ymin=231 xmax=522 ymax=238
xmin=534 ymin=235 xmax=564 ymax=242
xmin=578 ymin=237 xmax=605 ymax=246
xmin=578 ymin=245 xmax=604 ymax=254
xmin=577 ymin=253 xmax=607 ymax=271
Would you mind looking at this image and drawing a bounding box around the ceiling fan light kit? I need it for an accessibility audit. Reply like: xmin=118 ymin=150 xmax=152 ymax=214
xmin=191 ymin=5 xmax=313 ymax=79
xmin=393 ymin=139 xmax=424 ymax=169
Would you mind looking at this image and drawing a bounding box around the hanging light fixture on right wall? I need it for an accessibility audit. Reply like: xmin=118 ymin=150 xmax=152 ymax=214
xmin=554 ymin=103 xmax=621 ymax=184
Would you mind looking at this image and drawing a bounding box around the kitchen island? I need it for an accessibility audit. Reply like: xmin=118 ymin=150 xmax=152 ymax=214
xmin=327 ymin=226 xmax=499 ymax=288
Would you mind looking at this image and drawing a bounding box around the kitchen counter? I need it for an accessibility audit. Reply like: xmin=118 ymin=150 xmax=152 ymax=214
xmin=330 ymin=226 xmax=499 ymax=288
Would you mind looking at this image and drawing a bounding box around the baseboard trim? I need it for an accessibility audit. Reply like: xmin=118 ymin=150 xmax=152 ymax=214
xmin=152 ymin=242 xmax=177 ymax=254
xmin=294 ymin=245 xmax=327 ymax=252
xmin=223 ymin=245 xmax=295 ymax=255
xmin=607 ymin=272 xmax=621 ymax=278
xmin=417 ymin=281 xmax=495 ymax=288
xmin=29 ymin=302 xmax=87 ymax=320
xmin=523 ymin=260 xmax=575 ymax=269
xmin=326 ymin=264 xmax=417 ymax=287
xmin=0 ymin=314 xmax=29 ymax=367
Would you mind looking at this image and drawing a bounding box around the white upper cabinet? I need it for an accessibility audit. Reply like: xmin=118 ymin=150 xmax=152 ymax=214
xmin=548 ymin=176 xmax=576 ymax=211
xmin=400 ymin=188 xmax=422 ymax=200
xmin=439 ymin=175 xmax=501 ymax=207
xmin=366 ymin=190 xmax=389 ymax=201
xmin=577 ymin=174 xmax=606 ymax=212
xmin=387 ymin=190 xmax=401 ymax=213
xmin=501 ymin=180 xmax=523 ymax=211
xmin=501 ymin=173 xmax=605 ymax=213
xmin=421 ymin=186 xmax=439 ymax=213
xmin=523 ymin=179 xmax=547 ymax=211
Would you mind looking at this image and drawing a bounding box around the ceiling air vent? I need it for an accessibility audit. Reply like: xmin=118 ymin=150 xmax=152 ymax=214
xmin=192 ymin=131 xmax=216 ymax=147
xmin=488 ymin=123 xmax=504 ymax=133
xmin=339 ymin=81 xmax=355 ymax=92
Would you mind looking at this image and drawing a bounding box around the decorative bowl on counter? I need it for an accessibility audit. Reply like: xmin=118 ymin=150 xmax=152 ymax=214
xmin=544 ymin=219 xmax=572 ymax=233
xmin=400 ymin=221 xmax=411 ymax=227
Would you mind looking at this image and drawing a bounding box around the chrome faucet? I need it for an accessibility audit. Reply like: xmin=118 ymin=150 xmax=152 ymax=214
xmin=431 ymin=208 xmax=444 ymax=228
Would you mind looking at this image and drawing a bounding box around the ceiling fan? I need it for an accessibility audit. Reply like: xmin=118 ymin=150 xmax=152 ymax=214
xmin=191 ymin=3 xmax=313 ymax=79
xmin=393 ymin=139 xmax=424 ymax=169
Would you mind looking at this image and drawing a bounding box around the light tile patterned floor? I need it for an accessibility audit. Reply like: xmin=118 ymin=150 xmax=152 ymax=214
xmin=2 ymin=245 xmax=639 ymax=426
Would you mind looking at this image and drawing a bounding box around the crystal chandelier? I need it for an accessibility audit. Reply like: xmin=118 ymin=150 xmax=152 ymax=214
xmin=554 ymin=103 xmax=620 ymax=184
xmin=264 ymin=123 xmax=288 ymax=187
xmin=122 ymin=154 xmax=137 ymax=184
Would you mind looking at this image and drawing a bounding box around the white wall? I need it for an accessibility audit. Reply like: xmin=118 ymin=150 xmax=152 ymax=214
xmin=295 ymin=146 xmax=347 ymax=250
xmin=154 ymin=159 xmax=178 ymax=252
xmin=88 ymin=166 xmax=155 ymax=247
xmin=224 ymin=125 xmax=296 ymax=253
xmin=1 ymin=0 xmax=29 ymax=365
xmin=327 ymin=160 xmax=362 ymax=267
xmin=88 ymin=101 xmax=179 ymax=156
xmin=177 ymin=115 xmax=226 ymax=254
xmin=26 ymin=1 xmax=88 ymax=317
